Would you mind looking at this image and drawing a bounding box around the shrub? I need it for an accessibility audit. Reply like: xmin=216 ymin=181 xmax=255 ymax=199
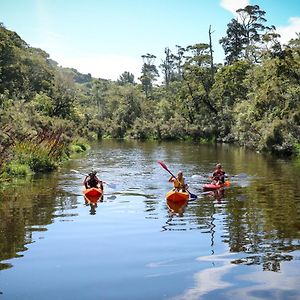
xmin=5 ymin=162 xmax=33 ymax=176
xmin=14 ymin=142 xmax=57 ymax=172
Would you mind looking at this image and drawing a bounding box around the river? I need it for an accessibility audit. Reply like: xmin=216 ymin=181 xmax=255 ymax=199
xmin=1 ymin=140 xmax=300 ymax=300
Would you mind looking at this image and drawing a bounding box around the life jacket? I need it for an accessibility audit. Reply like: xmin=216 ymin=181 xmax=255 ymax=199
xmin=88 ymin=177 xmax=99 ymax=188
xmin=174 ymin=177 xmax=185 ymax=189
xmin=213 ymin=169 xmax=225 ymax=182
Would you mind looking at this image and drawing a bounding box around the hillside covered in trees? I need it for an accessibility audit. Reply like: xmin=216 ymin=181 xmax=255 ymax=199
xmin=0 ymin=5 xmax=300 ymax=177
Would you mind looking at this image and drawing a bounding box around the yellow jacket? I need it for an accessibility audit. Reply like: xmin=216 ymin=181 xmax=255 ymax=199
xmin=173 ymin=177 xmax=185 ymax=189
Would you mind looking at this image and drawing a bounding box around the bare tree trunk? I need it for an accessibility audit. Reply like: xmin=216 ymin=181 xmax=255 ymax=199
xmin=209 ymin=25 xmax=214 ymax=78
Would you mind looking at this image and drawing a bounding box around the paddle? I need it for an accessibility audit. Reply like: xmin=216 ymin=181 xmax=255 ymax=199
xmin=70 ymin=169 xmax=116 ymax=189
xmin=157 ymin=160 xmax=197 ymax=200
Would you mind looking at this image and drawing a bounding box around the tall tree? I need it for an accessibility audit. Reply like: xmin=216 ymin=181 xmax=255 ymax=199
xmin=139 ymin=53 xmax=159 ymax=98
xmin=160 ymin=47 xmax=175 ymax=87
xmin=91 ymin=79 xmax=108 ymax=118
xmin=219 ymin=19 xmax=246 ymax=64
xmin=180 ymin=43 xmax=218 ymax=124
xmin=220 ymin=5 xmax=272 ymax=64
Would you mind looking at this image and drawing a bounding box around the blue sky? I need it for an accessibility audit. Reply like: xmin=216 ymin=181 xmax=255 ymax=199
xmin=1 ymin=0 xmax=300 ymax=81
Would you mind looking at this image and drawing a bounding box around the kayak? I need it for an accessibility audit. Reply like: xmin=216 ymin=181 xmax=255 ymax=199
xmin=203 ymin=181 xmax=230 ymax=191
xmin=83 ymin=187 xmax=103 ymax=197
xmin=166 ymin=189 xmax=189 ymax=202
xmin=83 ymin=187 xmax=103 ymax=202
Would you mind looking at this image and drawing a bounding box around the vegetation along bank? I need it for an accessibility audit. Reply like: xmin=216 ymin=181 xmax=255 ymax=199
xmin=0 ymin=4 xmax=299 ymax=179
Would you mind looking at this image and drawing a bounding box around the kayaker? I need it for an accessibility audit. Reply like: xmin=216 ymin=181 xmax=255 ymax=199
xmin=84 ymin=171 xmax=103 ymax=190
xmin=169 ymin=171 xmax=188 ymax=192
xmin=212 ymin=163 xmax=226 ymax=185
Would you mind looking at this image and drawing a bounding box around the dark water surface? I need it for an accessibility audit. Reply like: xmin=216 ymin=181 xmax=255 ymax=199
xmin=1 ymin=140 xmax=300 ymax=300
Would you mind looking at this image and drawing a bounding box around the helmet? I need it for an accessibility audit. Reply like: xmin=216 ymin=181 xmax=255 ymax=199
xmin=89 ymin=170 xmax=97 ymax=176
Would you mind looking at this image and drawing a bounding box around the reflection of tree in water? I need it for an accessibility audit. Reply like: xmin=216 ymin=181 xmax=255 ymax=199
xmin=223 ymin=179 xmax=300 ymax=272
xmin=189 ymin=176 xmax=300 ymax=272
xmin=0 ymin=177 xmax=78 ymax=271
xmin=161 ymin=200 xmax=188 ymax=231
xmin=232 ymin=253 xmax=293 ymax=272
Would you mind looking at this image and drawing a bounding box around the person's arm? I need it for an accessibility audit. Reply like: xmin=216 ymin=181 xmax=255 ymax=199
xmin=95 ymin=176 xmax=102 ymax=183
xmin=83 ymin=176 xmax=89 ymax=188
xmin=169 ymin=175 xmax=175 ymax=182
xmin=94 ymin=176 xmax=103 ymax=188
xmin=183 ymin=177 xmax=188 ymax=189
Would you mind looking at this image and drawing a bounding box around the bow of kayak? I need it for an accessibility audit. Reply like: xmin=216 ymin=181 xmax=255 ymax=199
xmin=83 ymin=187 xmax=103 ymax=202
xmin=203 ymin=181 xmax=230 ymax=191
xmin=166 ymin=189 xmax=189 ymax=202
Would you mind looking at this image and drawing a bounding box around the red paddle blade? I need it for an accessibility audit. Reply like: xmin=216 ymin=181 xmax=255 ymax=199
xmin=157 ymin=160 xmax=176 ymax=178
xmin=157 ymin=160 xmax=168 ymax=171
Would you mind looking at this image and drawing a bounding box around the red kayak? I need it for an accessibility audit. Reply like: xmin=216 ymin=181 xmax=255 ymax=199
xmin=83 ymin=187 xmax=103 ymax=202
xmin=203 ymin=181 xmax=230 ymax=191
xmin=166 ymin=189 xmax=189 ymax=202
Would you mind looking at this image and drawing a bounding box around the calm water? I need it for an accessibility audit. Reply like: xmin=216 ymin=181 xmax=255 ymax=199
xmin=1 ymin=140 xmax=300 ymax=300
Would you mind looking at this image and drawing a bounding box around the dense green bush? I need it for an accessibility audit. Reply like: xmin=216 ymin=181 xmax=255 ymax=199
xmin=5 ymin=162 xmax=33 ymax=176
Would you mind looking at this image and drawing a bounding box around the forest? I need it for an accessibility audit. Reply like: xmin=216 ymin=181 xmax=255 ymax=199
xmin=0 ymin=5 xmax=300 ymax=178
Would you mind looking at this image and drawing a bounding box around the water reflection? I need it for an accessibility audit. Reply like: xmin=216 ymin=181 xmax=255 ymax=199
xmin=167 ymin=199 xmax=188 ymax=215
xmin=0 ymin=173 xmax=78 ymax=270
xmin=205 ymin=189 xmax=226 ymax=202
xmin=84 ymin=194 xmax=103 ymax=215
xmin=1 ymin=140 xmax=300 ymax=299
xmin=171 ymin=251 xmax=300 ymax=300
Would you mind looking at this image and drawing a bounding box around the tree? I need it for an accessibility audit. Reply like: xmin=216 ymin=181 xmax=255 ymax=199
xmin=159 ymin=47 xmax=176 ymax=87
xmin=48 ymin=71 xmax=77 ymax=119
xmin=231 ymin=38 xmax=300 ymax=154
xmin=91 ymin=79 xmax=109 ymax=118
xmin=219 ymin=19 xmax=246 ymax=64
xmin=220 ymin=5 xmax=274 ymax=64
xmin=117 ymin=71 xmax=135 ymax=85
xmin=181 ymin=43 xmax=218 ymax=121
xmin=139 ymin=53 xmax=159 ymax=98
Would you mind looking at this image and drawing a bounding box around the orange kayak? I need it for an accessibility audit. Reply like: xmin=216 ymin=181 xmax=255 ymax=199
xmin=166 ymin=189 xmax=189 ymax=202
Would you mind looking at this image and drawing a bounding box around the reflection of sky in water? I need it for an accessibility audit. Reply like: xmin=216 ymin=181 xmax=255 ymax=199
xmin=170 ymin=251 xmax=300 ymax=300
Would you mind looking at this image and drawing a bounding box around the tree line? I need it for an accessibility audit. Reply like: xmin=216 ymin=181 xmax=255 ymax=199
xmin=0 ymin=4 xmax=300 ymax=177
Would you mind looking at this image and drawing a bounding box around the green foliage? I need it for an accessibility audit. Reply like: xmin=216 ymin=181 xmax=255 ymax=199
xmin=128 ymin=118 xmax=156 ymax=140
xmin=14 ymin=142 xmax=58 ymax=172
xmin=211 ymin=60 xmax=251 ymax=108
xmin=1 ymin=12 xmax=300 ymax=162
xmin=69 ymin=138 xmax=90 ymax=154
xmin=69 ymin=144 xmax=86 ymax=154
xmin=139 ymin=53 xmax=159 ymax=98
xmin=157 ymin=115 xmax=188 ymax=140
xmin=5 ymin=162 xmax=33 ymax=176
xmin=294 ymin=144 xmax=300 ymax=157
xmin=117 ymin=71 xmax=135 ymax=85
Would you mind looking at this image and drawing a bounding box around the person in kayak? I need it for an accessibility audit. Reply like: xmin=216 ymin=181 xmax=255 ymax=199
xmin=169 ymin=171 xmax=188 ymax=192
xmin=211 ymin=163 xmax=226 ymax=185
xmin=84 ymin=171 xmax=103 ymax=190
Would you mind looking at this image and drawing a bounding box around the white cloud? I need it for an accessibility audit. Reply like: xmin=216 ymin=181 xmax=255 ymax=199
xmin=51 ymin=54 xmax=142 ymax=81
xmin=220 ymin=0 xmax=249 ymax=15
xmin=277 ymin=17 xmax=300 ymax=45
